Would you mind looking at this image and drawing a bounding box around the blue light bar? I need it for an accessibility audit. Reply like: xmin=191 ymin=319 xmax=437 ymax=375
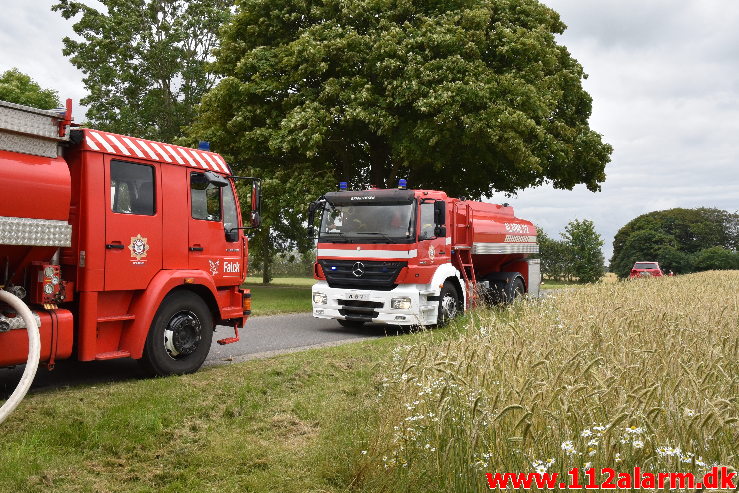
xmin=198 ymin=141 xmax=210 ymax=151
xmin=339 ymin=182 xmax=348 ymax=190
xmin=398 ymin=178 xmax=407 ymax=189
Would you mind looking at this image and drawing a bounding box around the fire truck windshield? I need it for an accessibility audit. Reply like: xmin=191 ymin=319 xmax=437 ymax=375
xmin=319 ymin=203 xmax=415 ymax=244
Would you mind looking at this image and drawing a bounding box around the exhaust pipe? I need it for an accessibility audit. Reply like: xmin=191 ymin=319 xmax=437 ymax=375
xmin=0 ymin=290 xmax=40 ymax=425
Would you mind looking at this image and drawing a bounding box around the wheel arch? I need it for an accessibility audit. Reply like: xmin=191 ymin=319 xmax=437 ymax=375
xmin=429 ymin=263 xmax=466 ymax=308
xmin=121 ymin=270 xmax=220 ymax=359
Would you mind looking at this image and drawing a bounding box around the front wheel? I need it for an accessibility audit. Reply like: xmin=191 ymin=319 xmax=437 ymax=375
xmin=437 ymin=281 xmax=462 ymax=326
xmin=139 ymin=290 xmax=214 ymax=376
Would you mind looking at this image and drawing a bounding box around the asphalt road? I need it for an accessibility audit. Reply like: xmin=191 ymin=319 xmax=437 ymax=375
xmin=0 ymin=313 xmax=408 ymax=397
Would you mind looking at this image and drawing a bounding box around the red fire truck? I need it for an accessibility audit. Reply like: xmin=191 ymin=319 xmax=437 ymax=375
xmin=0 ymin=99 xmax=259 ymax=420
xmin=308 ymin=181 xmax=540 ymax=327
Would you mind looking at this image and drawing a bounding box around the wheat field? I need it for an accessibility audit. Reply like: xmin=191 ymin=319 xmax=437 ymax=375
xmin=359 ymin=271 xmax=739 ymax=491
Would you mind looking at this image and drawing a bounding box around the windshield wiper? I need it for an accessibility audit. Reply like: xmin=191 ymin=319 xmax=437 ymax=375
xmin=320 ymin=231 xmax=352 ymax=243
xmin=354 ymin=231 xmax=396 ymax=243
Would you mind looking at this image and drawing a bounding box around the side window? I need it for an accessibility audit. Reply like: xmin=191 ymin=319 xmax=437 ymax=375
xmin=190 ymin=172 xmax=222 ymax=221
xmin=419 ymin=203 xmax=435 ymax=240
xmin=110 ymin=160 xmax=155 ymax=215
xmin=222 ymin=184 xmax=239 ymax=242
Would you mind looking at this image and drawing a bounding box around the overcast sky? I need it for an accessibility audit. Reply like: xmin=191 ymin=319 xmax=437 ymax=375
xmin=1 ymin=1 xmax=737 ymax=260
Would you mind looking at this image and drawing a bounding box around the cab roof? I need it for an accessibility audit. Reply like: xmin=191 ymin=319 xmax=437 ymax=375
xmin=77 ymin=128 xmax=231 ymax=174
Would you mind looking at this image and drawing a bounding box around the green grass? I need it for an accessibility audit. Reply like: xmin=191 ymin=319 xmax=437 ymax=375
xmin=243 ymin=277 xmax=314 ymax=316
xmin=0 ymin=330 xmax=432 ymax=493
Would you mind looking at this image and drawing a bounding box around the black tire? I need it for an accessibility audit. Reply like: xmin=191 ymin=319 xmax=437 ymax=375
xmin=508 ymin=277 xmax=525 ymax=302
xmin=437 ymin=281 xmax=462 ymax=326
xmin=139 ymin=290 xmax=214 ymax=377
xmin=338 ymin=319 xmax=365 ymax=328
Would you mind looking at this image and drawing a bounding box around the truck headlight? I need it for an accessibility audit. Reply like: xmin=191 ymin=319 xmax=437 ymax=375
xmin=313 ymin=292 xmax=327 ymax=304
xmin=391 ymin=297 xmax=411 ymax=310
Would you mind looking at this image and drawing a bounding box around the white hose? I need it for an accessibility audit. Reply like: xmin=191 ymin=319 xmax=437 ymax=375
xmin=0 ymin=290 xmax=40 ymax=425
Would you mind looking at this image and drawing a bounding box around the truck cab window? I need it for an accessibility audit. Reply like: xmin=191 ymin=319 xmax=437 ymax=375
xmin=222 ymin=183 xmax=239 ymax=242
xmin=419 ymin=202 xmax=435 ymax=240
xmin=110 ymin=160 xmax=155 ymax=215
xmin=190 ymin=172 xmax=221 ymax=221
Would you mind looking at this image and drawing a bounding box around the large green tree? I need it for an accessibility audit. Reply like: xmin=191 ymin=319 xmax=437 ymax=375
xmin=0 ymin=69 xmax=60 ymax=109
xmin=610 ymin=208 xmax=739 ymax=277
xmin=195 ymin=0 xmax=612 ymax=281
xmin=199 ymin=0 xmax=611 ymax=196
xmin=53 ymin=0 xmax=230 ymax=143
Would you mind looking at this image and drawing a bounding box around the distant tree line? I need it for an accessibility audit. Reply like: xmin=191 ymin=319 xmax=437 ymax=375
xmin=537 ymin=219 xmax=605 ymax=283
xmin=610 ymin=208 xmax=739 ymax=277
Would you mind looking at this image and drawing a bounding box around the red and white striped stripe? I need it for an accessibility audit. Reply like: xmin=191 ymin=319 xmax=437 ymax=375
xmin=81 ymin=129 xmax=232 ymax=174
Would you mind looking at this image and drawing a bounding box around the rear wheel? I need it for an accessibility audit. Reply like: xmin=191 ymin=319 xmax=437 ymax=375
xmin=437 ymin=281 xmax=462 ymax=326
xmin=139 ymin=291 xmax=214 ymax=376
xmin=338 ymin=319 xmax=365 ymax=329
xmin=508 ymin=277 xmax=525 ymax=302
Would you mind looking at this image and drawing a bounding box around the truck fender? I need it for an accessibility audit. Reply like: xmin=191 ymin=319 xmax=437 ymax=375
xmin=120 ymin=270 xmax=220 ymax=359
xmin=428 ymin=263 xmax=466 ymax=308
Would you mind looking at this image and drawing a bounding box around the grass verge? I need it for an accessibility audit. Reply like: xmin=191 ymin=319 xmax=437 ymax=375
xmin=0 ymin=329 xmax=424 ymax=493
xmin=243 ymin=277 xmax=313 ymax=316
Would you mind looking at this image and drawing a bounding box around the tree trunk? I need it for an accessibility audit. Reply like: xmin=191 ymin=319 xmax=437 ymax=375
xmin=369 ymin=135 xmax=389 ymax=188
xmin=260 ymin=226 xmax=273 ymax=284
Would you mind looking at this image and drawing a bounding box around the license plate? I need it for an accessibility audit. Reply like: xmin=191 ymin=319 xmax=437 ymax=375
xmin=346 ymin=292 xmax=369 ymax=301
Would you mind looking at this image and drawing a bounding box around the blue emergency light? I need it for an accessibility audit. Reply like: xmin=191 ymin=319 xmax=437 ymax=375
xmin=398 ymin=179 xmax=407 ymax=189
xmin=198 ymin=141 xmax=210 ymax=151
xmin=339 ymin=182 xmax=348 ymax=190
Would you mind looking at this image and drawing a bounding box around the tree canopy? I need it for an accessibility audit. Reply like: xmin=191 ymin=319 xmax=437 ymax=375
xmin=0 ymin=68 xmax=60 ymax=109
xmin=610 ymin=208 xmax=739 ymax=277
xmin=196 ymin=0 xmax=612 ymax=198
xmin=53 ymin=0 xmax=231 ymax=143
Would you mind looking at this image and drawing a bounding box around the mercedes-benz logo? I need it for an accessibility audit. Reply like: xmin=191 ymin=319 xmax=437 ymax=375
xmin=352 ymin=261 xmax=365 ymax=277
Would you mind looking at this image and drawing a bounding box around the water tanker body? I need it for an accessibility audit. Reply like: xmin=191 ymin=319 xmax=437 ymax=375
xmin=308 ymin=185 xmax=540 ymax=327
xmin=0 ymin=99 xmax=261 ymax=421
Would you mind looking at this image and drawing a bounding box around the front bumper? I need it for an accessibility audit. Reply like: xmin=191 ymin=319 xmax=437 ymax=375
xmin=311 ymin=281 xmax=439 ymax=326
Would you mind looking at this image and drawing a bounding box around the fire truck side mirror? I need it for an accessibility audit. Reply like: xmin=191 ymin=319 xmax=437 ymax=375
xmin=307 ymin=201 xmax=319 ymax=237
xmin=250 ymin=180 xmax=262 ymax=228
xmin=433 ymin=201 xmax=446 ymax=225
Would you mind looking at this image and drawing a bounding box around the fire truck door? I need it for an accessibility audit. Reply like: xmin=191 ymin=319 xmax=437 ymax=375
xmin=417 ymin=200 xmax=449 ymax=267
xmin=188 ymin=172 xmax=242 ymax=286
xmin=105 ymin=159 xmax=163 ymax=291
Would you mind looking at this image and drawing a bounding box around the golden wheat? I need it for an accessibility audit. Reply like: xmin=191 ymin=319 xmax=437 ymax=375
xmin=362 ymin=271 xmax=739 ymax=492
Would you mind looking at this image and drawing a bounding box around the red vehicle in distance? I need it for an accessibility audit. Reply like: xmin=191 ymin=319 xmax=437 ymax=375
xmin=629 ymin=261 xmax=665 ymax=278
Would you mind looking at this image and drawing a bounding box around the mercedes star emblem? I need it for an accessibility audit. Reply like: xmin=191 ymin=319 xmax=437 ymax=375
xmin=352 ymin=261 xmax=365 ymax=277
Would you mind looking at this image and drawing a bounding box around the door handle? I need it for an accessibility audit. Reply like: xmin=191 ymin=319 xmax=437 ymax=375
xmin=106 ymin=243 xmax=125 ymax=249
xmin=189 ymin=246 xmax=204 ymax=252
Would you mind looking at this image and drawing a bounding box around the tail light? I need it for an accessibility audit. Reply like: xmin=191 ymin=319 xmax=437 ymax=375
xmin=243 ymin=290 xmax=252 ymax=314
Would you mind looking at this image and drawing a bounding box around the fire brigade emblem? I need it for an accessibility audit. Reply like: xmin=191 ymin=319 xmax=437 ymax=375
xmin=209 ymin=259 xmax=220 ymax=276
xmin=428 ymin=245 xmax=436 ymax=260
xmin=129 ymin=234 xmax=149 ymax=262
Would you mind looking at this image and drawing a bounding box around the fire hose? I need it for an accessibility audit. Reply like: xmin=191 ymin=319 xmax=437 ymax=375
xmin=0 ymin=290 xmax=40 ymax=425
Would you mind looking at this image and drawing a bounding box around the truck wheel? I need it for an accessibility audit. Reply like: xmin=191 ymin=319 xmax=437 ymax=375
xmin=437 ymin=281 xmax=462 ymax=326
xmin=338 ymin=319 xmax=365 ymax=328
xmin=140 ymin=291 xmax=214 ymax=377
xmin=508 ymin=278 xmax=525 ymax=302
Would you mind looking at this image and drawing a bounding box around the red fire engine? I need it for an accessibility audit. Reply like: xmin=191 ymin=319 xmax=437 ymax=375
xmin=0 ymin=99 xmax=259 ymax=421
xmin=308 ymin=181 xmax=540 ymax=327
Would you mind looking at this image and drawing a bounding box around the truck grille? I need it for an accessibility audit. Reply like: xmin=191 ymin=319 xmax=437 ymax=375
xmin=338 ymin=300 xmax=384 ymax=320
xmin=318 ymin=260 xmax=406 ymax=290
